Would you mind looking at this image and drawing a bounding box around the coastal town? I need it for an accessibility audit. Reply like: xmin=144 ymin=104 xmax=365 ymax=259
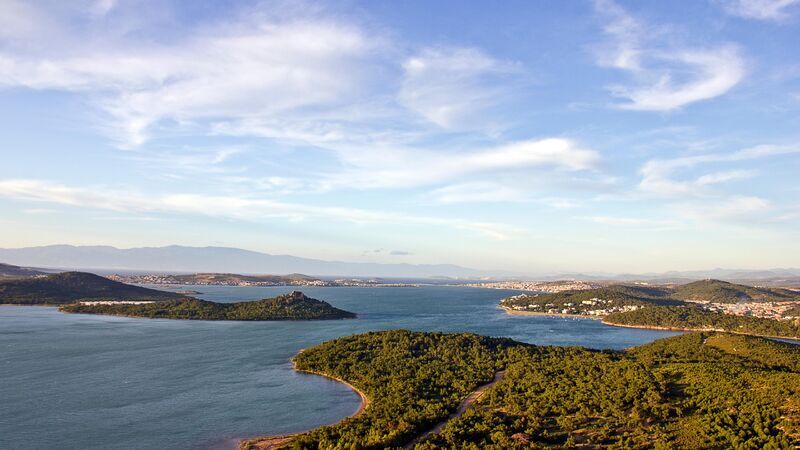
xmin=463 ymin=280 xmax=602 ymax=292
xmin=106 ymin=273 xmax=419 ymax=288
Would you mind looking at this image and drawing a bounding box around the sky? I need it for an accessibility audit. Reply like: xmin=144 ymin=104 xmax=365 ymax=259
xmin=0 ymin=0 xmax=799 ymax=274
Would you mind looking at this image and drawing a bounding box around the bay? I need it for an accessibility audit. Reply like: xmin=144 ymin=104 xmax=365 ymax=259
xmin=0 ymin=286 xmax=680 ymax=449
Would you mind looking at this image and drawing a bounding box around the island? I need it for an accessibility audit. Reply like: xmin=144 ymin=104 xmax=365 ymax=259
xmin=0 ymin=271 xmax=186 ymax=305
xmin=500 ymin=279 xmax=800 ymax=339
xmin=240 ymin=329 xmax=800 ymax=449
xmin=59 ymin=290 xmax=356 ymax=321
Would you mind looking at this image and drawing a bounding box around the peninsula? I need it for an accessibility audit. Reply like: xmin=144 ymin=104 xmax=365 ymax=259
xmin=500 ymin=279 xmax=800 ymax=339
xmin=60 ymin=291 xmax=356 ymax=321
xmin=240 ymin=330 xmax=800 ymax=449
xmin=0 ymin=271 xmax=185 ymax=305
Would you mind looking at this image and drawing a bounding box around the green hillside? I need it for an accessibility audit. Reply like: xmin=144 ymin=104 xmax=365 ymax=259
xmin=500 ymin=284 xmax=685 ymax=315
xmin=672 ymin=279 xmax=800 ymax=303
xmin=60 ymin=291 xmax=356 ymax=320
xmin=0 ymin=271 xmax=184 ymax=305
xmin=241 ymin=330 xmax=800 ymax=449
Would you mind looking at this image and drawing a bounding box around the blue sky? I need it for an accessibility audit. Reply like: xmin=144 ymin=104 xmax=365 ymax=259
xmin=1 ymin=0 xmax=799 ymax=273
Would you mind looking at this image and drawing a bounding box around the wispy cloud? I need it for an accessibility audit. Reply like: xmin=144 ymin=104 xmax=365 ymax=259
xmin=398 ymin=47 xmax=522 ymax=130
xmin=0 ymin=10 xmax=377 ymax=146
xmin=717 ymin=0 xmax=800 ymax=21
xmin=587 ymin=215 xmax=678 ymax=228
xmin=595 ymin=0 xmax=745 ymax=111
xmin=0 ymin=179 xmax=519 ymax=239
xmin=323 ymin=138 xmax=602 ymax=191
xmin=637 ymin=145 xmax=800 ymax=226
xmin=639 ymin=144 xmax=799 ymax=197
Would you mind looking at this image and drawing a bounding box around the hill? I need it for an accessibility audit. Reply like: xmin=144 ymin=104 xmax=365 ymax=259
xmin=0 ymin=272 xmax=185 ymax=305
xmin=500 ymin=284 xmax=685 ymax=315
xmin=0 ymin=262 xmax=49 ymax=279
xmin=0 ymin=245 xmax=489 ymax=278
xmin=241 ymin=330 xmax=800 ymax=449
xmin=59 ymin=291 xmax=356 ymax=320
xmin=672 ymin=279 xmax=800 ymax=303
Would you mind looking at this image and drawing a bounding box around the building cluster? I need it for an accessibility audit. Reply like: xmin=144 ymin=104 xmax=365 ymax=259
xmin=466 ymin=280 xmax=601 ymax=292
xmin=502 ymin=295 xmax=642 ymax=316
xmin=107 ymin=274 xmax=418 ymax=288
xmin=694 ymin=300 xmax=800 ymax=321
xmin=79 ymin=300 xmax=156 ymax=305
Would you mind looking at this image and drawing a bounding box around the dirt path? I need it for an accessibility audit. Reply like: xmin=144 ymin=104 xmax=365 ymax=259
xmin=404 ymin=370 xmax=506 ymax=449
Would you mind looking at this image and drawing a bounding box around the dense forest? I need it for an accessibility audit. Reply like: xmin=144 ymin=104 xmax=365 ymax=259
xmin=0 ymin=271 xmax=184 ymax=304
xmin=605 ymin=306 xmax=800 ymax=339
xmin=241 ymin=330 xmax=800 ymax=449
xmin=60 ymin=291 xmax=355 ymax=320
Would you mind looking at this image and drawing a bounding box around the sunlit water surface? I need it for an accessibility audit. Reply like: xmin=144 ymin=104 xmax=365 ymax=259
xmin=0 ymin=285 xmax=682 ymax=449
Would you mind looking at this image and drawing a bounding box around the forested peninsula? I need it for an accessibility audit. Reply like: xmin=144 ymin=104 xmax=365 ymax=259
xmin=60 ymin=291 xmax=356 ymax=321
xmin=501 ymin=279 xmax=800 ymax=339
xmin=240 ymin=330 xmax=800 ymax=449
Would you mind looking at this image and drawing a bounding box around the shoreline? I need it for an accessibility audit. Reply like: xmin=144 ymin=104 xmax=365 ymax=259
xmin=501 ymin=305 xmax=800 ymax=341
xmin=601 ymin=320 xmax=800 ymax=341
xmin=237 ymin=354 xmax=369 ymax=450
xmin=499 ymin=305 xmax=599 ymax=319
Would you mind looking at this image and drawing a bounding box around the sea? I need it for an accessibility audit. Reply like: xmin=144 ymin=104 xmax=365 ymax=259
xmin=0 ymin=285 xmax=682 ymax=449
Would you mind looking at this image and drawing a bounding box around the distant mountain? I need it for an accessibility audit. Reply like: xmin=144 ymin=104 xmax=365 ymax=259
xmin=0 ymin=272 xmax=185 ymax=305
xmin=0 ymin=263 xmax=50 ymax=279
xmin=0 ymin=245 xmax=486 ymax=278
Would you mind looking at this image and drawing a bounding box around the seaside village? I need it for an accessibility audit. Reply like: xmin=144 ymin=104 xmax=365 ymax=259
xmin=504 ymin=292 xmax=800 ymax=321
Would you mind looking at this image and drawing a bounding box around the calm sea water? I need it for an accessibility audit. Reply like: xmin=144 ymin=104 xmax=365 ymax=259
xmin=0 ymin=286 xmax=680 ymax=450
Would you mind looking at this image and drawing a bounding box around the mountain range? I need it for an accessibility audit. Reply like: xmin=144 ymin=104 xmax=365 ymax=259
xmin=0 ymin=245 xmax=487 ymax=278
xmin=0 ymin=245 xmax=798 ymax=281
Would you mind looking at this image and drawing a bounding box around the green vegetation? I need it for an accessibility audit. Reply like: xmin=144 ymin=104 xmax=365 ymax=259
xmin=673 ymin=279 xmax=800 ymax=303
xmin=0 ymin=271 xmax=184 ymax=305
xmin=60 ymin=291 xmax=356 ymax=320
xmin=242 ymin=330 xmax=800 ymax=449
xmin=500 ymin=284 xmax=685 ymax=315
xmin=502 ymin=280 xmax=800 ymax=316
xmin=605 ymin=306 xmax=800 ymax=339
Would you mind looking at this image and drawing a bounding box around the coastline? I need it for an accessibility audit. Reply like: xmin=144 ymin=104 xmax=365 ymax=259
xmin=237 ymin=354 xmax=369 ymax=450
xmin=501 ymin=305 xmax=800 ymax=341
xmin=499 ymin=305 xmax=598 ymax=320
xmin=601 ymin=320 xmax=800 ymax=341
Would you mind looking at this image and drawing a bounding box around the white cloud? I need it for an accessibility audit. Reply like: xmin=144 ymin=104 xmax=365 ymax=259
xmin=398 ymin=47 xmax=520 ymax=129
xmin=0 ymin=179 xmax=519 ymax=239
xmin=674 ymin=195 xmax=772 ymax=222
xmin=324 ymin=137 xmax=601 ymax=190
xmin=426 ymin=182 xmax=526 ymax=204
xmin=639 ymin=144 xmax=799 ymax=197
xmin=595 ymin=0 xmax=745 ymax=111
xmin=0 ymin=13 xmax=376 ymax=146
xmin=718 ymin=0 xmax=800 ymax=21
